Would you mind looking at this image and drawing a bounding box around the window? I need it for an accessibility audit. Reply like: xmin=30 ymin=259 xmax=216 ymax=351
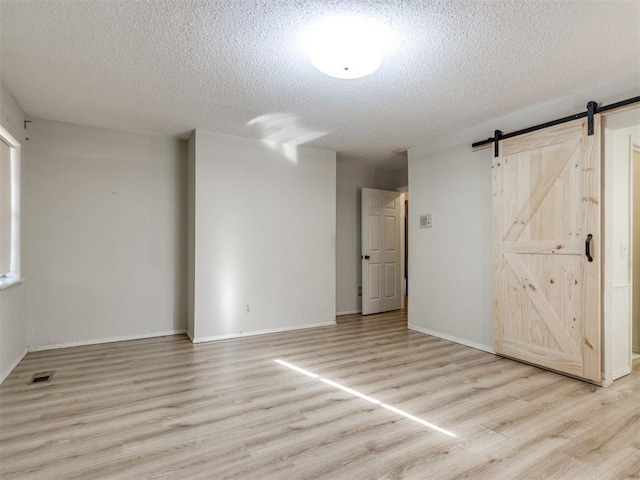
xmin=0 ymin=124 xmax=21 ymax=289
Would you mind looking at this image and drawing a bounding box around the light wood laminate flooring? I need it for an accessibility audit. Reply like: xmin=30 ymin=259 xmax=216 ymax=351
xmin=1 ymin=310 xmax=639 ymax=479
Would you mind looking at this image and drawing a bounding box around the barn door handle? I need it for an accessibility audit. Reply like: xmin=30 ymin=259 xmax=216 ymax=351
xmin=585 ymin=234 xmax=593 ymax=262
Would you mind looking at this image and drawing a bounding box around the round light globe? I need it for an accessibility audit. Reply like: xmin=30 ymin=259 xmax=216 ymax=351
xmin=305 ymin=16 xmax=389 ymax=79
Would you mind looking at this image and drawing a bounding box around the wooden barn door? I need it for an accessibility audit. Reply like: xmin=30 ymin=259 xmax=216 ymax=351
xmin=493 ymin=117 xmax=602 ymax=382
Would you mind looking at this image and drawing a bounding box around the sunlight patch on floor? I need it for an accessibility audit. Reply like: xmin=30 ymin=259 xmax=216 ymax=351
xmin=274 ymin=359 xmax=456 ymax=437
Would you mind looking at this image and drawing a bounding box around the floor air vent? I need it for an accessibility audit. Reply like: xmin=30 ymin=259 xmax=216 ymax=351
xmin=30 ymin=371 xmax=54 ymax=384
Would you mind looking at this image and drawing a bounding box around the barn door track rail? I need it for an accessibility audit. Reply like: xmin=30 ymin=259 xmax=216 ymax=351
xmin=472 ymin=95 xmax=640 ymax=157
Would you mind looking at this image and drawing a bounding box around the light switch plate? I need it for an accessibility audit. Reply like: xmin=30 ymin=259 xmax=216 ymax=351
xmin=419 ymin=214 xmax=432 ymax=228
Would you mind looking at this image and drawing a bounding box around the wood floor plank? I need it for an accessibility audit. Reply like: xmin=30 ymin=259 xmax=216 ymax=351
xmin=1 ymin=308 xmax=639 ymax=479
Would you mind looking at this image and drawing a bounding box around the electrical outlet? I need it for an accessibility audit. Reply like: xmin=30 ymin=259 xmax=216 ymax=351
xmin=245 ymin=304 xmax=251 ymax=313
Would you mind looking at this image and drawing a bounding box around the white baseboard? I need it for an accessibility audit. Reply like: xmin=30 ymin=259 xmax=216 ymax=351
xmin=28 ymin=329 xmax=187 ymax=352
xmin=408 ymin=324 xmax=494 ymax=354
xmin=0 ymin=347 xmax=28 ymax=385
xmin=192 ymin=321 xmax=336 ymax=344
xmin=336 ymin=310 xmax=361 ymax=316
xmin=612 ymin=366 xmax=632 ymax=380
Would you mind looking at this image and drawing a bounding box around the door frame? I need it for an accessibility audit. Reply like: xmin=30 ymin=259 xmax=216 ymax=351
xmin=631 ymin=140 xmax=640 ymax=362
xmin=398 ymin=189 xmax=408 ymax=308
xmin=632 ymin=141 xmax=640 ymax=361
xmin=360 ymin=188 xmax=405 ymax=315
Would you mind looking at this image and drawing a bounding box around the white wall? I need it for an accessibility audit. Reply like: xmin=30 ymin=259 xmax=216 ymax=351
xmin=378 ymin=167 xmax=408 ymax=191
xmin=408 ymin=142 xmax=493 ymax=350
xmin=408 ymin=72 xmax=640 ymax=352
xmin=335 ymin=161 xmax=408 ymax=314
xmin=604 ymin=123 xmax=640 ymax=378
xmin=0 ymin=81 xmax=28 ymax=382
xmin=191 ymin=130 xmax=336 ymax=340
xmin=26 ymin=119 xmax=187 ymax=347
xmin=607 ymin=125 xmax=639 ymax=286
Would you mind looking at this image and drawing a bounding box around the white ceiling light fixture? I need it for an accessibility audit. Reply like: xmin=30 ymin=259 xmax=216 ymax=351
xmin=304 ymin=16 xmax=391 ymax=79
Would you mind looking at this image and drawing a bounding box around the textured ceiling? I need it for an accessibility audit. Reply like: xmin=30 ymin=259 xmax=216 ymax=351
xmin=1 ymin=0 xmax=639 ymax=169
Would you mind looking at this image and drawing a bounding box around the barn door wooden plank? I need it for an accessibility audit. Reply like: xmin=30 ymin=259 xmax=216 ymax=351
xmin=493 ymin=117 xmax=601 ymax=382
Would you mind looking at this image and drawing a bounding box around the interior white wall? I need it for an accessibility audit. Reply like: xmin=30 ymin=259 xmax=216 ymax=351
xmin=604 ymin=124 xmax=640 ymax=379
xmin=0 ymin=81 xmax=28 ymax=382
xmin=375 ymin=166 xmax=408 ymax=191
xmin=608 ymin=126 xmax=638 ymax=286
xmin=335 ymin=161 xmax=408 ymax=314
xmin=192 ymin=130 xmax=336 ymax=340
xmin=408 ymin=72 xmax=640 ymax=353
xmin=26 ymin=119 xmax=187 ymax=347
xmin=408 ymin=142 xmax=493 ymax=350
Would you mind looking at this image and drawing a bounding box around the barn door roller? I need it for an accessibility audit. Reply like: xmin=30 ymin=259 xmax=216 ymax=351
xmin=586 ymin=101 xmax=596 ymax=136
xmin=475 ymin=95 xmax=640 ymax=156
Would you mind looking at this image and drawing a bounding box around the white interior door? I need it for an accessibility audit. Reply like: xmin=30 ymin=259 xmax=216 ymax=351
xmin=362 ymin=188 xmax=402 ymax=315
